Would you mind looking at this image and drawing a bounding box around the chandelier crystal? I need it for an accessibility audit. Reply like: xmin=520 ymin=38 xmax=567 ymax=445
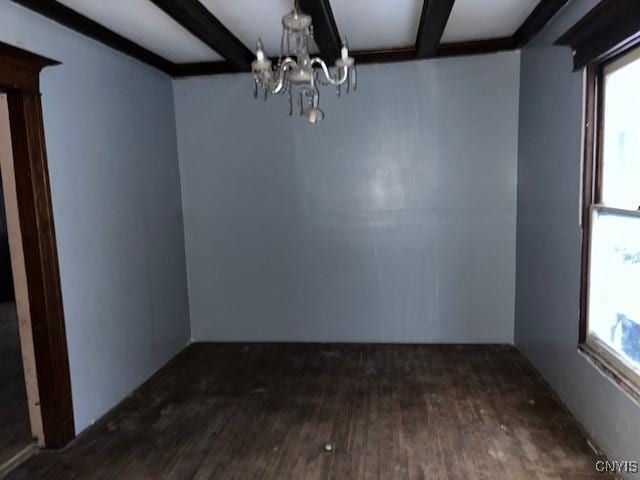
xmin=251 ymin=2 xmax=356 ymax=124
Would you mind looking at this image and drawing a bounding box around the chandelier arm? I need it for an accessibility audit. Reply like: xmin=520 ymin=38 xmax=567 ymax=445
xmin=310 ymin=57 xmax=348 ymax=86
xmin=254 ymin=57 xmax=298 ymax=95
xmin=273 ymin=58 xmax=298 ymax=94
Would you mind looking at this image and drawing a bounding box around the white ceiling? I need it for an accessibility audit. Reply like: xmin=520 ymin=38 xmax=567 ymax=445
xmin=57 ymin=0 xmax=223 ymax=63
xmin=52 ymin=0 xmax=543 ymax=64
xmin=330 ymin=0 xmax=424 ymax=51
xmin=199 ymin=0 xmax=293 ymax=56
xmin=442 ymin=0 xmax=540 ymax=43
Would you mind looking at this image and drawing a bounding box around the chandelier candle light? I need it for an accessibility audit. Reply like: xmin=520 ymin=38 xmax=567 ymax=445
xmin=251 ymin=1 xmax=357 ymax=124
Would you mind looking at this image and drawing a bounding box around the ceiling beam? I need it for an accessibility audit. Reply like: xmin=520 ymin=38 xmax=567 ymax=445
xmin=298 ymin=0 xmax=342 ymax=61
xmin=436 ymin=37 xmax=515 ymax=57
xmin=172 ymin=38 xmax=517 ymax=78
xmin=353 ymin=48 xmax=418 ymax=65
xmin=148 ymin=0 xmax=254 ymax=71
xmin=513 ymin=0 xmax=571 ymax=47
xmin=416 ymin=0 xmax=457 ymax=58
xmin=12 ymin=0 xmax=568 ymax=78
xmin=10 ymin=0 xmax=175 ymax=74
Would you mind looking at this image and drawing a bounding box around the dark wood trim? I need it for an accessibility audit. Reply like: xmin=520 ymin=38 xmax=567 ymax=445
xmin=578 ymin=64 xmax=599 ymax=344
xmin=578 ymin=41 xmax=640 ymax=399
xmin=172 ymin=48 xmax=422 ymax=77
xmin=416 ymin=0 xmax=457 ymax=58
xmin=149 ymin=0 xmax=253 ymax=71
xmin=579 ymin=343 xmax=640 ymax=405
xmin=513 ymin=0 xmax=571 ymax=47
xmin=299 ymin=0 xmax=342 ymax=62
xmin=353 ymin=48 xmax=418 ymax=65
xmin=10 ymin=0 xmax=175 ymax=74
xmin=0 ymin=43 xmax=59 ymax=94
xmin=171 ymin=48 xmax=420 ymax=77
xmin=11 ymin=0 xmax=566 ymax=77
xmin=171 ymin=39 xmax=518 ymax=77
xmin=0 ymin=41 xmax=75 ymax=448
xmin=556 ymin=0 xmax=640 ymax=70
xmin=435 ymin=37 xmax=515 ymax=57
xmin=355 ymin=39 xmax=515 ymax=64
xmin=578 ymin=21 xmax=640 ymax=345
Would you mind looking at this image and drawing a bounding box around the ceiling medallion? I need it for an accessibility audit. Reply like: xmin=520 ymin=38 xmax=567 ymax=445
xmin=251 ymin=1 xmax=357 ymax=124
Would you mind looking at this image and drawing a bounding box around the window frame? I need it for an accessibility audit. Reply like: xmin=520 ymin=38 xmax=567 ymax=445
xmin=580 ymin=44 xmax=640 ymax=400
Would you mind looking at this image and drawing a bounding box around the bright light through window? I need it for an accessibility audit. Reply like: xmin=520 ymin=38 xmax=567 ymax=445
xmin=587 ymin=45 xmax=640 ymax=379
xmin=601 ymin=48 xmax=640 ymax=211
xmin=588 ymin=211 xmax=640 ymax=373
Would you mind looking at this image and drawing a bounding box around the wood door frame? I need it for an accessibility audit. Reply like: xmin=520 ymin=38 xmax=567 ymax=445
xmin=0 ymin=41 xmax=74 ymax=448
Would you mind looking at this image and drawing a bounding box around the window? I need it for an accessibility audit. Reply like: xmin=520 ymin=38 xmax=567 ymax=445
xmin=582 ymin=45 xmax=640 ymax=393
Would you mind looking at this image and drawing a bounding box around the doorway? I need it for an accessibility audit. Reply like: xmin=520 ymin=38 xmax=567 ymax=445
xmin=0 ymin=41 xmax=74 ymax=464
xmin=0 ymin=132 xmax=33 ymax=465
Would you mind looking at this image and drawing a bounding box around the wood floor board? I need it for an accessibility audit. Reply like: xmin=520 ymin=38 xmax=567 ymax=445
xmin=0 ymin=302 xmax=33 ymax=469
xmin=7 ymin=343 xmax=616 ymax=479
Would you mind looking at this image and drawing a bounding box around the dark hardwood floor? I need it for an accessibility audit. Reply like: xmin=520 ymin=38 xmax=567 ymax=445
xmin=8 ymin=343 xmax=612 ymax=479
xmin=0 ymin=302 xmax=32 ymax=467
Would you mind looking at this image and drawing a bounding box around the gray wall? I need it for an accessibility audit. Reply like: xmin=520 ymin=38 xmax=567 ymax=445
xmin=174 ymin=52 xmax=520 ymax=343
xmin=0 ymin=3 xmax=190 ymax=432
xmin=515 ymin=0 xmax=640 ymax=476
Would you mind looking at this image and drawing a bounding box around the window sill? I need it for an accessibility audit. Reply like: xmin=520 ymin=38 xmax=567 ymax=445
xmin=579 ymin=342 xmax=640 ymax=406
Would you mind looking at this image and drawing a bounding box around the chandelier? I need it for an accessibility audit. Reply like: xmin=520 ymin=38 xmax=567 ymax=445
xmin=251 ymin=1 xmax=357 ymax=124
